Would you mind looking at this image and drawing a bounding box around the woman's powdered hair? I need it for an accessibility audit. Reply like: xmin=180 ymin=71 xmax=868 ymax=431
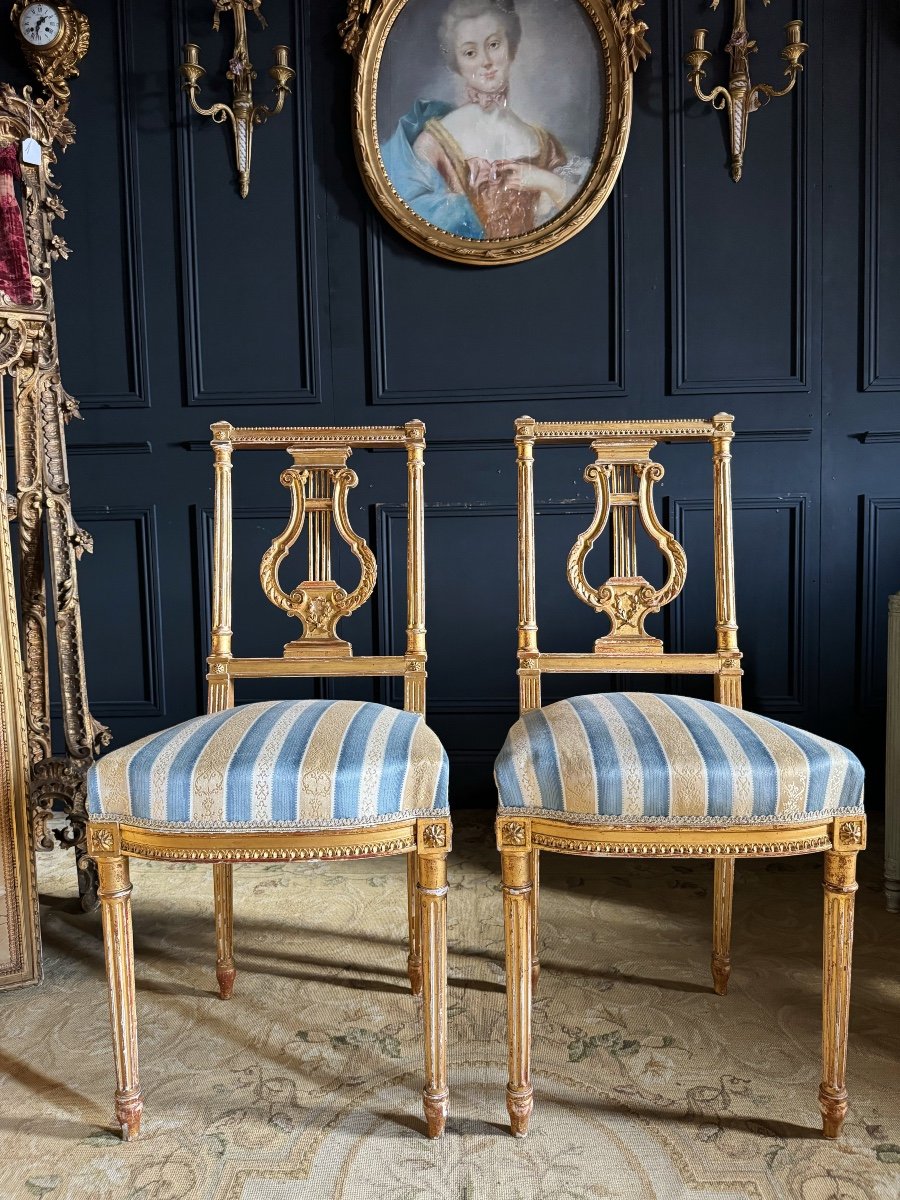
xmin=439 ymin=0 xmax=523 ymax=70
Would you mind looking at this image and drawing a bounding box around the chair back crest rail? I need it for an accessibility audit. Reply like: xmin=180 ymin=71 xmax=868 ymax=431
xmin=515 ymin=412 xmax=742 ymax=713
xmin=207 ymin=420 xmax=427 ymax=715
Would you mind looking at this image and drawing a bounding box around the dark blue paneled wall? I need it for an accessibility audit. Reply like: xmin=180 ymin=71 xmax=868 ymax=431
xmin=2 ymin=1 xmax=896 ymax=807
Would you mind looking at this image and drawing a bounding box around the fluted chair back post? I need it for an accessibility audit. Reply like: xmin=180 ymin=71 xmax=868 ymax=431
xmin=515 ymin=416 xmax=540 ymax=715
xmin=711 ymin=416 xmax=742 ymax=707
xmin=209 ymin=422 xmax=235 ymax=715
xmin=405 ymin=421 xmax=426 ymax=714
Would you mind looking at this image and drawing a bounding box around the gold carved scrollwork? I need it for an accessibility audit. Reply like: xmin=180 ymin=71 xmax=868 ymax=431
xmin=338 ymin=0 xmax=373 ymax=57
xmin=616 ymin=0 xmax=651 ymax=73
xmin=566 ymin=441 xmax=687 ymax=655
xmin=0 ymin=86 xmax=109 ymax=909
xmin=259 ymin=450 xmax=377 ymax=658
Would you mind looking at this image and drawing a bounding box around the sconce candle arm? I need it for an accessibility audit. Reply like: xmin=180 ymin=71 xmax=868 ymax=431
xmin=185 ymin=92 xmax=236 ymax=129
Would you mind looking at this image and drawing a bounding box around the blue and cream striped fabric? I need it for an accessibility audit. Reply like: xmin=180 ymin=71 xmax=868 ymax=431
xmin=87 ymin=699 xmax=449 ymax=829
xmin=495 ymin=692 xmax=864 ymax=823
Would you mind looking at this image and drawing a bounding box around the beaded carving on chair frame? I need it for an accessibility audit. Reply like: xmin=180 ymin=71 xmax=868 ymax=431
xmin=86 ymin=421 xmax=451 ymax=1142
xmin=494 ymin=413 xmax=865 ymax=1140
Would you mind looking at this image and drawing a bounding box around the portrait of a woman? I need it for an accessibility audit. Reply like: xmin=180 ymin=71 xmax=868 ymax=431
xmin=378 ymin=0 xmax=600 ymax=240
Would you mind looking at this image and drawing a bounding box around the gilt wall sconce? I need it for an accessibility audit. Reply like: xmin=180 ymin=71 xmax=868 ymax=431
xmin=684 ymin=0 xmax=807 ymax=182
xmin=180 ymin=0 xmax=294 ymax=198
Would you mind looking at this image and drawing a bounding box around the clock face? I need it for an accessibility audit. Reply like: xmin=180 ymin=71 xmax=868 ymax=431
xmin=19 ymin=3 xmax=62 ymax=48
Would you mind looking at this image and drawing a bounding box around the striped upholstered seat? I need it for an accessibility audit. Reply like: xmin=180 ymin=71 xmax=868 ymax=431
xmin=495 ymin=692 xmax=864 ymax=825
xmin=88 ymin=699 xmax=449 ymax=830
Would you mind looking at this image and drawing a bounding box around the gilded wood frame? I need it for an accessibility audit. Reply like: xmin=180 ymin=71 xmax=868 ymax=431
xmin=0 ymin=85 xmax=110 ymax=910
xmin=341 ymin=0 xmax=649 ymax=265
xmin=499 ymin=413 xmax=865 ymax=1140
xmin=0 ymin=428 xmax=41 ymax=990
xmin=88 ymin=420 xmax=451 ymax=1140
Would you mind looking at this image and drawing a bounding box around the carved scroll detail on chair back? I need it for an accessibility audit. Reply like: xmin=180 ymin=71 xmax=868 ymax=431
xmin=566 ymin=437 xmax=687 ymax=655
xmin=259 ymin=446 xmax=377 ymax=659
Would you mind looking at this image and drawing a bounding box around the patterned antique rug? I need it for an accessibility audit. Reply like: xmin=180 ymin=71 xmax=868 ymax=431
xmin=0 ymin=811 xmax=897 ymax=1200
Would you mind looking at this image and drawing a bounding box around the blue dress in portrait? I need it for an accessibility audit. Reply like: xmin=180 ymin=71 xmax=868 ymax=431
xmin=380 ymin=100 xmax=485 ymax=239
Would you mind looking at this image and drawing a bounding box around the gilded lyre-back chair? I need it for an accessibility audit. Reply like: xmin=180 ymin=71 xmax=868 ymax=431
xmin=494 ymin=413 xmax=865 ymax=1138
xmin=86 ymin=420 xmax=451 ymax=1140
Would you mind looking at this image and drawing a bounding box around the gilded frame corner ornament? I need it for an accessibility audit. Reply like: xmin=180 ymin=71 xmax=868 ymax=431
xmin=342 ymin=0 xmax=648 ymax=265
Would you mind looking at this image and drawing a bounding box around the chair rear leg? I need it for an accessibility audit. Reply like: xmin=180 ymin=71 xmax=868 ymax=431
xmin=214 ymin=863 xmax=236 ymax=1000
xmin=97 ymin=854 xmax=143 ymax=1141
xmin=500 ymin=827 xmax=533 ymax=1137
xmin=531 ymin=847 xmax=541 ymax=993
xmin=711 ymin=856 xmax=734 ymax=995
xmin=417 ymin=820 xmax=450 ymax=1137
xmin=820 ymin=841 xmax=859 ymax=1137
xmin=407 ymin=850 xmax=423 ymax=996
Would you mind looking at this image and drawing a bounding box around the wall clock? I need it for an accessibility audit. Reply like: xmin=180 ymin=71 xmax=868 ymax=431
xmin=10 ymin=1 xmax=90 ymax=110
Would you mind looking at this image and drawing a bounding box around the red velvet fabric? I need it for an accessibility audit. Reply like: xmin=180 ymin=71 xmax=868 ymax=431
xmin=0 ymin=144 xmax=33 ymax=305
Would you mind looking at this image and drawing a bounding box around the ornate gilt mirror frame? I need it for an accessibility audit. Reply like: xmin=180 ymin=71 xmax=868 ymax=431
xmin=342 ymin=0 xmax=649 ymax=265
xmin=0 ymin=432 xmax=40 ymax=990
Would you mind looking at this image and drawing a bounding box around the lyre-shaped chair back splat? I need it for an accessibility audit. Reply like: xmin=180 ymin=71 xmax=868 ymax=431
xmin=514 ymin=413 xmax=743 ymax=714
xmin=259 ymin=446 xmax=377 ymax=659
xmin=567 ymin=437 xmax=687 ymax=656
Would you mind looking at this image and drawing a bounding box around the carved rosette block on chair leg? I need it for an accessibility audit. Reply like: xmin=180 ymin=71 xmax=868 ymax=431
xmin=499 ymin=818 xmax=534 ymax=1136
xmin=213 ymin=862 xmax=236 ymax=999
xmin=406 ymin=850 xmax=423 ymax=996
xmin=711 ymin=856 xmax=734 ymax=995
xmin=91 ymin=825 xmax=143 ymax=1141
xmin=416 ymin=819 xmax=450 ymax=1137
xmin=819 ymin=817 xmax=864 ymax=1138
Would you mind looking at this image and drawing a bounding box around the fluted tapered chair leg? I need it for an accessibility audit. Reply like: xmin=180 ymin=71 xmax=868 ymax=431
xmin=501 ymin=836 xmax=533 ymax=1136
xmin=530 ymin=846 xmax=541 ymax=993
xmin=407 ymin=849 xmax=423 ymax=996
xmin=97 ymin=854 xmax=143 ymax=1141
xmin=711 ymin=856 xmax=734 ymax=995
xmin=213 ymin=863 xmax=235 ymax=1000
xmin=820 ymin=845 xmax=858 ymax=1137
xmin=417 ymin=822 xmax=449 ymax=1137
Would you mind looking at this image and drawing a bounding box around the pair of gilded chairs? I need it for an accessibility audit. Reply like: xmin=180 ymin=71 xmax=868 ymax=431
xmin=86 ymin=414 xmax=865 ymax=1147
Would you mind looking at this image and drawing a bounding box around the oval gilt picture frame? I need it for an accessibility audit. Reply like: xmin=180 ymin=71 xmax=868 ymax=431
xmin=341 ymin=0 xmax=649 ymax=265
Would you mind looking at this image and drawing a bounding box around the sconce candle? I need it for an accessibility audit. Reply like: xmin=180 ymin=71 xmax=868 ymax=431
xmin=179 ymin=1 xmax=294 ymax=198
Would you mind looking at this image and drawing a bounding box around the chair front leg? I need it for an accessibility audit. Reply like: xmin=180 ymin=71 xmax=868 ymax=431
xmin=531 ymin=846 xmax=541 ymax=993
xmin=499 ymin=820 xmax=533 ymax=1137
xmin=711 ymin=856 xmax=734 ymax=996
xmin=96 ymin=851 xmax=143 ymax=1141
xmin=406 ymin=850 xmax=423 ymax=996
xmin=820 ymin=827 xmax=862 ymax=1138
xmin=213 ymin=863 xmax=236 ymax=999
xmin=417 ymin=820 xmax=450 ymax=1137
